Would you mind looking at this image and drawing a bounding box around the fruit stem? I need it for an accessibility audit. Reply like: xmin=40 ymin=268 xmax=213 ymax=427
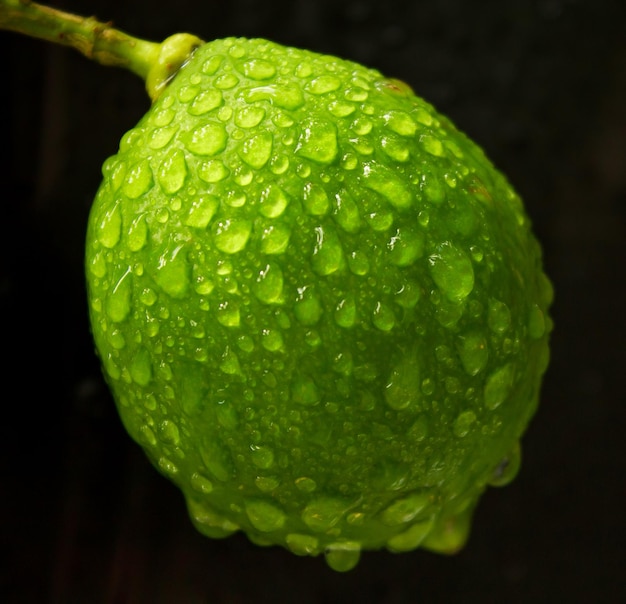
xmin=0 ymin=0 xmax=204 ymax=100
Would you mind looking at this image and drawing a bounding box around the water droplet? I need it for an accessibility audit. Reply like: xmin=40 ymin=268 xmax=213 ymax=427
xmin=286 ymin=533 xmax=320 ymax=556
xmin=457 ymin=331 xmax=488 ymax=376
xmin=488 ymin=299 xmax=511 ymax=333
xmin=344 ymin=86 xmax=369 ymax=102
xmin=295 ymin=476 xmax=317 ymax=493
xmin=303 ymin=182 xmax=330 ymax=216
xmin=148 ymin=125 xmax=178 ymax=150
xmin=157 ymin=149 xmax=187 ymax=194
xmin=291 ymin=375 xmax=320 ymax=406
xmin=420 ymin=134 xmax=445 ymax=157
xmin=453 ymin=410 xmax=477 ymax=438
xmin=380 ymin=135 xmax=410 ymax=162
xmin=239 ymin=131 xmax=273 ymax=168
xmin=372 ymin=301 xmax=396 ymax=331
xmin=106 ymin=268 xmax=132 ymax=322
xmin=301 ymin=497 xmax=350 ymax=532
xmin=154 ymin=244 xmax=190 ymax=298
xmin=428 ymin=242 xmax=474 ymax=302
xmin=214 ymin=219 xmax=252 ymax=253
xmin=201 ymin=54 xmax=224 ymax=75
xmin=351 ymin=116 xmax=373 ymax=135
xmin=241 ymin=58 xmax=276 ymax=80
xmin=260 ymin=224 xmax=291 ymax=255
xmin=215 ymin=72 xmax=239 ymax=89
xmin=158 ymin=419 xmax=180 ymax=445
xmin=188 ymin=88 xmax=223 ymax=115
xmin=130 ymin=347 xmax=153 ymax=386
xmin=198 ymin=159 xmax=229 ymax=183
xmin=215 ymin=400 xmax=238 ymax=430
xmin=216 ymin=301 xmax=241 ymax=327
xmin=140 ymin=425 xmax=157 ymax=446
xmin=191 ymin=472 xmax=214 ymax=494
xmin=259 ymin=184 xmax=289 ymax=218
xmin=234 ymin=104 xmax=266 ymax=128
xmin=333 ymin=190 xmax=362 ymax=233
xmin=334 ymin=294 xmax=357 ymax=328
xmin=245 ymin=499 xmax=286 ymax=533
xmin=152 ymin=107 xmax=176 ymax=127
xmin=484 ymin=364 xmax=514 ymax=410
xmin=328 ymin=100 xmax=356 ymax=117
xmin=185 ymin=122 xmax=228 ymax=156
xmin=254 ymin=262 xmax=284 ymax=304
xmin=348 ymin=250 xmax=370 ymax=275
xmin=488 ymin=441 xmax=521 ymax=487
xmin=255 ymin=475 xmax=280 ymax=492
xmin=381 ymin=492 xmax=431 ymax=526
xmin=220 ymin=346 xmax=242 ymax=375
xmin=420 ymin=172 xmax=446 ymax=204
xmin=158 ymin=457 xmax=178 ymax=476
xmin=312 ymin=226 xmax=345 ymax=276
xmin=384 ymin=353 xmax=420 ymax=410
xmin=294 ymin=286 xmax=323 ymax=325
xmin=296 ymin=118 xmax=339 ymax=164
xmin=384 ymin=110 xmax=418 ymax=137
xmin=244 ymin=83 xmax=305 ymax=110
xmin=125 ymin=214 xmax=147 ymax=252
xmin=250 ymin=445 xmax=275 ymax=469
xmin=394 ymin=280 xmax=421 ymax=309
xmin=387 ymin=226 xmax=425 ymax=267
xmin=361 ymin=162 xmax=413 ymax=210
xmin=185 ymin=195 xmax=219 ymax=229
xmin=528 ymin=304 xmax=546 ymax=339
xmin=325 ymin=544 xmax=361 ymax=572
xmin=306 ymin=74 xmax=342 ymax=95
xmin=386 ymin=516 xmax=435 ymax=552
xmin=123 ymin=159 xmax=153 ymax=199
xmin=261 ymin=328 xmax=284 ymax=352
xmin=178 ymin=85 xmax=199 ymax=103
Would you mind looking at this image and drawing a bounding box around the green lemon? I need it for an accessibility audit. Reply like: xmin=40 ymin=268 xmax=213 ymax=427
xmin=85 ymin=37 xmax=552 ymax=571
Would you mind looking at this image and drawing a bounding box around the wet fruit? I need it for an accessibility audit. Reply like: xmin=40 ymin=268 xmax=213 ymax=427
xmin=84 ymin=37 xmax=552 ymax=571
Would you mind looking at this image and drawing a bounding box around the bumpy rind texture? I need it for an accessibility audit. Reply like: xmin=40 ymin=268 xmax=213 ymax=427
xmin=85 ymin=38 xmax=552 ymax=571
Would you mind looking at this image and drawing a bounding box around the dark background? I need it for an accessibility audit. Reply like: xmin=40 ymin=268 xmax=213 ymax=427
xmin=1 ymin=0 xmax=625 ymax=602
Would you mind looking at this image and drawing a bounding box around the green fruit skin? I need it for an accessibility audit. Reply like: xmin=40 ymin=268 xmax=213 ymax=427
xmin=85 ymin=37 xmax=552 ymax=570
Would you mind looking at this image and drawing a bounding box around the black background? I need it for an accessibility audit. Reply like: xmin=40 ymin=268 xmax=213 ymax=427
xmin=2 ymin=0 xmax=625 ymax=602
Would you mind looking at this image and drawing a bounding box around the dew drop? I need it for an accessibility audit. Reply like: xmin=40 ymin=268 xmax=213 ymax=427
xmin=295 ymin=476 xmax=317 ymax=493
xmin=334 ymin=294 xmax=357 ymax=328
xmin=214 ymin=219 xmax=252 ymax=253
xmin=189 ymin=88 xmax=223 ymax=115
xmin=234 ymin=105 xmax=266 ymax=128
xmin=255 ymin=475 xmax=280 ymax=492
xmin=484 ymin=364 xmax=514 ymax=410
xmin=325 ymin=545 xmax=361 ymax=572
xmin=420 ymin=172 xmax=446 ymax=204
xmin=244 ymin=84 xmax=305 ymax=110
xmin=453 ymin=410 xmax=477 ymax=438
xmin=381 ymin=492 xmax=431 ymax=526
xmin=241 ymin=58 xmax=276 ymax=80
xmin=260 ymin=224 xmax=291 ymax=255
xmin=333 ymin=189 xmax=362 ymax=233
xmin=380 ymin=135 xmax=410 ymax=162
xmin=158 ymin=149 xmax=188 ymax=194
xmin=528 ymin=304 xmax=546 ymax=339
xmin=348 ymin=250 xmax=370 ymax=275
xmin=420 ymin=134 xmax=445 ymax=157
xmin=303 ymin=182 xmax=330 ymax=216
xmin=154 ymin=244 xmax=190 ymax=298
xmin=387 ymin=226 xmax=425 ymax=267
xmin=127 ymin=215 xmax=148 ymax=251
xmin=185 ymin=122 xmax=228 ymax=156
xmin=215 ymin=72 xmax=239 ymax=89
xmin=106 ymin=269 xmax=132 ymax=322
xmin=294 ymin=287 xmax=323 ymax=325
xmin=158 ymin=457 xmax=178 ymax=476
xmin=245 ymin=499 xmax=286 ymax=532
xmin=383 ymin=110 xmax=418 ymax=137
xmin=328 ymin=100 xmax=356 ymax=117
xmin=286 ymin=533 xmax=320 ymax=556
xmin=250 ymin=445 xmax=275 ymax=469
xmin=488 ymin=299 xmax=511 ymax=333
xmin=259 ymin=184 xmax=289 ymax=218
xmin=191 ymin=473 xmax=214 ymax=494
xmin=158 ymin=419 xmax=180 ymax=445
xmin=198 ymin=159 xmax=229 ymax=183
xmin=148 ymin=125 xmax=178 ymax=150
xmin=185 ymin=194 xmax=219 ymax=229
xmin=384 ymin=354 xmax=420 ymax=410
xmin=488 ymin=441 xmax=521 ymax=487
xmin=457 ymin=331 xmax=488 ymax=376
xmin=361 ymin=162 xmax=413 ymax=210
xmin=312 ymin=226 xmax=345 ymax=276
xmin=301 ymin=497 xmax=350 ymax=532
xmin=239 ymin=131 xmax=273 ymax=168
xmin=98 ymin=204 xmax=122 ymax=248
xmin=254 ymin=262 xmax=284 ymax=304
xmin=130 ymin=347 xmax=153 ymax=386
xmin=291 ymin=375 xmax=320 ymax=406
xmin=372 ymin=301 xmax=396 ymax=331
xmin=123 ymin=159 xmax=153 ymax=199
xmin=428 ymin=242 xmax=474 ymax=302
xmin=306 ymin=74 xmax=342 ymax=95
xmin=219 ymin=346 xmax=242 ymax=375
xmin=216 ymin=301 xmax=241 ymax=327
xmin=394 ymin=280 xmax=420 ymax=309
xmin=261 ymin=328 xmax=284 ymax=352
xmin=386 ymin=516 xmax=435 ymax=552
xmin=296 ymin=118 xmax=339 ymax=164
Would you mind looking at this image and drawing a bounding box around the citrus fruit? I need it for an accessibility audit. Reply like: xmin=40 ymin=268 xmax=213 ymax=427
xmin=84 ymin=37 xmax=552 ymax=571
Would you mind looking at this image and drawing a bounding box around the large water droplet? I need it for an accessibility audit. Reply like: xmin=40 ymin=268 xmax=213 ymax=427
xmin=127 ymin=215 xmax=148 ymax=251
xmin=420 ymin=134 xmax=445 ymax=157
xmin=123 ymin=159 xmax=153 ymax=199
xmin=453 ymin=410 xmax=477 ymax=438
xmin=186 ymin=122 xmax=228 ymax=156
xmin=294 ymin=286 xmax=323 ymax=325
xmin=384 ymin=353 xmax=420 ymax=410
xmin=130 ymin=347 xmax=153 ymax=386
xmin=188 ymin=497 xmax=238 ymax=538
xmin=234 ymin=105 xmax=266 ymax=128
xmin=312 ymin=226 xmax=345 ymax=276
xmin=239 ymin=131 xmax=273 ymax=168
xmin=260 ymin=224 xmax=291 ymax=255
xmin=296 ymin=118 xmax=338 ymax=164
xmin=387 ymin=226 xmax=424 ymax=266
xmin=286 ymin=533 xmax=320 ymax=556
xmin=361 ymin=162 xmax=413 ymax=210
xmin=106 ymin=268 xmax=132 ymax=322
xmin=325 ymin=544 xmax=361 ymax=572
xmin=528 ymin=304 xmax=546 ymax=339
xmin=98 ymin=204 xmax=122 ymax=248
xmin=303 ymin=182 xmax=330 ymax=216
xmin=383 ymin=110 xmax=418 ymax=137
xmin=457 ymin=331 xmax=488 ymax=376
xmin=301 ymin=497 xmax=350 ymax=532
xmin=198 ymin=159 xmax=229 ymax=183
xmin=190 ymin=472 xmax=214 ymax=494
xmin=154 ymin=244 xmax=190 ymax=298
xmin=381 ymin=492 xmax=431 ymax=526
xmin=386 ymin=516 xmax=435 ymax=552
xmin=488 ymin=299 xmax=511 ymax=333
xmin=428 ymin=242 xmax=474 ymax=302
xmin=158 ymin=148 xmax=188 ymax=194
xmin=484 ymin=364 xmax=514 ymax=410
xmin=148 ymin=125 xmax=178 ymax=150
xmin=291 ymin=375 xmax=320 ymax=406
xmin=185 ymin=194 xmax=219 ymax=229
xmin=333 ymin=190 xmax=362 ymax=233
xmin=261 ymin=328 xmax=284 ymax=352
xmin=241 ymin=58 xmax=277 ymax=80
xmin=254 ymin=262 xmax=284 ymax=304
xmin=259 ymin=184 xmax=289 ymax=218
xmin=334 ymin=294 xmax=357 ymax=328
xmin=245 ymin=499 xmax=286 ymax=533
xmin=244 ymin=84 xmax=305 ymax=110
xmin=306 ymin=74 xmax=342 ymax=95
xmin=250 ymin=445 xmax=275 ymax=469
xmin=188 ymin=89 xmax=223 ymax=115
xmin=216 ymin=301 xmax=241 ymax=327
xmin=214 ymin=219 xmax=252 ymax=253
xmin=372 ymin=301 xmax=396 ymax=331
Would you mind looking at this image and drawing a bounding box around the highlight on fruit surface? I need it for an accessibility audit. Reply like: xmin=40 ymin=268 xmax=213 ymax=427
xmin=2 ymin=1 xmax=553 ymax=572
